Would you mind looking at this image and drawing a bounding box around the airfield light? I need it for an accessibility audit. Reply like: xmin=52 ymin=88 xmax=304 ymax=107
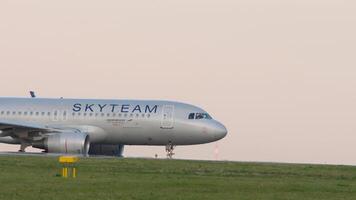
xmin=59 ymin=156 xmax=79 ymax=178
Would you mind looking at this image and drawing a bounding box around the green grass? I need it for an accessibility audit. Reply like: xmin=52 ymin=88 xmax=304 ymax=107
xmin=0 ymin=156 xmax=356 ymax=200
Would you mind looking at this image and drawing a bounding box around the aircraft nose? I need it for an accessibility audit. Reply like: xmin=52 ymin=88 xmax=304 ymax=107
xmin=210 ymin=121 xmax=228 ymax=141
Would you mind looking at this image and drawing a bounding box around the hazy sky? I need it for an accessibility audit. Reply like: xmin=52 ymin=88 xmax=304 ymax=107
xmin=0 ymin=0 xmax=356 ymax=165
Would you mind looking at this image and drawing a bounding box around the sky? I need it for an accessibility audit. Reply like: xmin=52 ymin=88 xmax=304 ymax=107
xmin=0 ymin=0 xmax=356 ymax=165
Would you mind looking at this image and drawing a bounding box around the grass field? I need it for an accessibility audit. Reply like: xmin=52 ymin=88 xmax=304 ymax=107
xmin=0 ymin=156 xmax=356 ymax=200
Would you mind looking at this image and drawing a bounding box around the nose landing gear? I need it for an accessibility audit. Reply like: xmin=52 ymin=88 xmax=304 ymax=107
xmin=165 ymin=142 xmax=175 ymax=159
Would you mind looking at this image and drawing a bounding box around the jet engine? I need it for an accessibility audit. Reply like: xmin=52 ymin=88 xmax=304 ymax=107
xmin=89 ymin=144 xmax=125 ymax=157
xmin=33 ymin=132 xmax=90 ymax=155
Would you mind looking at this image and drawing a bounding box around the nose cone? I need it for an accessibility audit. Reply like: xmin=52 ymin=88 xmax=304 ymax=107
xmin=210 ymin=121 xmax=228 ymax=141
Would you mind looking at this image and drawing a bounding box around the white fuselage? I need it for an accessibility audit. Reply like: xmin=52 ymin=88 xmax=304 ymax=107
xmin=0 ymin=98 xmax=227 ymax=147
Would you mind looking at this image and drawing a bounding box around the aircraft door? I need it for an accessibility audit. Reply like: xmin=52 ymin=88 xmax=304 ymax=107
xmin=62 ymin=110 xmax=68 ymax=121
xmin=53 ymin=110 xmax=59 ymax=121
xmin=161 ymin=105 xmax=175 ymax=129
xmin=52 ymin=110 xmax=67 ymax=121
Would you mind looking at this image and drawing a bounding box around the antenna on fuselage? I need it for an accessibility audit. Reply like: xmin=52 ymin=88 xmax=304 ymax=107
xmin=30 ymin=91 xmax=36 ymax=98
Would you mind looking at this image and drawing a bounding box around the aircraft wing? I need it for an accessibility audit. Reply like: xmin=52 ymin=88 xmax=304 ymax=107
xmin=0 ymin=119 xmax=59 ymax=137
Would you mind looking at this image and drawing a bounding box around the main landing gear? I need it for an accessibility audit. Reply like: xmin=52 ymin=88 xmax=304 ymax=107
xmin=165 ymin=142 xmax=175 ymax=159
xmin=19 ymin=142 xmax=31 ymax=153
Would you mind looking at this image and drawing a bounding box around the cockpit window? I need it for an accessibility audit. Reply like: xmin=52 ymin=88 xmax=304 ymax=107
xmin=196 ymin=113 xmax=212 ymax=119
xmin=188 ymin=113 xmax=212 ymax=120
xmin=188 ymin=113 xmax=195 ymax=119
xmin=195 ymin=113 xmax=204 ymax=119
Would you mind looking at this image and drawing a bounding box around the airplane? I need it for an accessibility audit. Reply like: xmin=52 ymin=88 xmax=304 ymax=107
xmin=0 ymin=94 xmax=227 ymax=157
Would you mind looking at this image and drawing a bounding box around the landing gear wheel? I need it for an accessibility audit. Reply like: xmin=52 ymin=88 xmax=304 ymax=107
xmin=165 ymin=142 xmax=175 ymax=159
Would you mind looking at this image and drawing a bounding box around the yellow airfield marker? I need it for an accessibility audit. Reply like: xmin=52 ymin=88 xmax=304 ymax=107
xmin=59 ymin=156 xmax=79 ymax=178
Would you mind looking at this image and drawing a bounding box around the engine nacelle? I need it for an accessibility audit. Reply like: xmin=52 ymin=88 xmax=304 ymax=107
xmin=89 ymin=144 xmax=124 ymax=157
xmin=33 ymin=132 xmax=90 ymax=155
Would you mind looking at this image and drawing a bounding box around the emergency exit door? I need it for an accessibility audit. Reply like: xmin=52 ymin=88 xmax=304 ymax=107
xmin=161 ymin=105 xmax=175 ymax=129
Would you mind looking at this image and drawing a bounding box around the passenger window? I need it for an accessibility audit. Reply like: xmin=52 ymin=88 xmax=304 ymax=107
xmin=188 ymin=113 xmax=195 ymax=119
